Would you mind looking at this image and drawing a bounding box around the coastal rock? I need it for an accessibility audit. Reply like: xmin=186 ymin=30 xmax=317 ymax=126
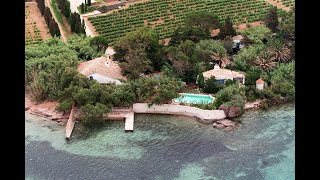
xmin=216 ymin=119 xmax=237 ymax=127
xmin=213 ymin=122 xmax=225 ymax=129
xmin=224 ymin=127 xmax=234 ymax=132
xmin=218 ymin=105 xmax=229 ymax=116
xmin=213 ymin=119 xmax=238 ymax=131
xmin=218 ymin=105 xmax=242 ymax=118
xmin=227 ymin=106 xmax=242 ymax=118
xmin=196 ymin=118 xmax=217 ymax=124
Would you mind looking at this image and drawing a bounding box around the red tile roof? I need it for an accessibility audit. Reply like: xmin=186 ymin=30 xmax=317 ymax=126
xmin=78 ymin=56 xmax=127 ymax=81
xmin=256 ymin=79 xmax=265 ymax=84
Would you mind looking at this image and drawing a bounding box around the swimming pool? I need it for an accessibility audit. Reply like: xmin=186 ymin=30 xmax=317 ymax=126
xmin=174 ymin=93 xmax=214 ymax=104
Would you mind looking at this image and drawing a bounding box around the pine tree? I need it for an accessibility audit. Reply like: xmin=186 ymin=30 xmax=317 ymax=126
xmin=265 ymin=7 xmax=279 ymax=33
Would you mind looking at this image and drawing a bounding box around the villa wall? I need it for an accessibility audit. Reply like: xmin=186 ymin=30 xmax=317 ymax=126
xmin=133 ymin=103 xmax=226 ymax=120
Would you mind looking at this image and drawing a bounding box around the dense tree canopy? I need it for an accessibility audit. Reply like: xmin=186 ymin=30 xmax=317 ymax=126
xmin=279 ymin=7 xmax=295 ymax=39
xmin=66 ymin=34 xmax=102 ymax=60
xmin=170 ymin=11 xmax=221 ymax=46
xmin=114 ymin=28 xmax=163 ymax=78
xmin=240 ymin=26 xmax=271 ymax=44
xmin=89 ymin=36 xmax=109 ymax=52
xmin=270 ymin=61 xmax=295 ymax=98
xmin=185 ymin=11 xmax=221 ymax=32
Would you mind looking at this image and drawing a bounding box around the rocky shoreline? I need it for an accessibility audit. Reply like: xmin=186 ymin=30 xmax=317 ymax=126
xmin=25 ymin=97 xmax=69 ymax=123
xmin=25 ymin=97 xmax=263 ymax=131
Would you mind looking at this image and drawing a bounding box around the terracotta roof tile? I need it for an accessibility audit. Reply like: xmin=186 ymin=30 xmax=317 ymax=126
xmin=256 ymin=79 xmax=265 ymax=84
xmin=202 ymin=68 xmax=245 ymax=79
xmin=78 ymin=56 xmax=127 ymax=81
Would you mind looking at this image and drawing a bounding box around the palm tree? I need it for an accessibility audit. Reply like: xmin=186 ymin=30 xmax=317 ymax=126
xmin=267 ymin=39 xmax=291 ymax=63
xmin=210 ymin=52 xmax=231 ymax=68
xmin=254 ymin=51 xmax=277 ymax=72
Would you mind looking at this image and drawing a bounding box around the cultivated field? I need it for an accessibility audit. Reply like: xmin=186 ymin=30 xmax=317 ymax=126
xmin=87 ymin=0 xmax=293 ymax=44
xmin=25 ymin=2 xmax=51 ymax=45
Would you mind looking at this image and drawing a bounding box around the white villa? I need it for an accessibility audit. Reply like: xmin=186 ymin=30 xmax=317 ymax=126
xmin=77 ymin=56 xmax=126 ymax=85
xmin=202 ymin=65 xmax=245 ymax=84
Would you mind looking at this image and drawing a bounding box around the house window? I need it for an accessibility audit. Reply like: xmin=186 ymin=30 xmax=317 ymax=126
xmin=234 ymin=77 xmax=243 ymax=83
xmin=215 ymin=79 xmax=225 ymax=84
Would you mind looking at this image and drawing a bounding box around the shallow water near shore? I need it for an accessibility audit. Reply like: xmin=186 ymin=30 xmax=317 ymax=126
xmin=25 ymin=104 xmax=295 ymax=180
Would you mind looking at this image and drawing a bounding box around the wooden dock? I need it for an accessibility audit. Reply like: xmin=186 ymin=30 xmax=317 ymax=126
xmin=107 ymin=109 xmax=134 ymax=132
xmin=124 ymin=112 xmax=134 ymax=132
xmin=65 ymin=107 xmax=135 ymax=139
xmin=65 ymin=104 xmax=75 ymax=139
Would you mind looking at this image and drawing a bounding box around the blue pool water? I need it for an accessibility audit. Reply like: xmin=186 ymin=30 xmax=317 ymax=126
xmin=174 ymin=93 xmax=214 ymax=104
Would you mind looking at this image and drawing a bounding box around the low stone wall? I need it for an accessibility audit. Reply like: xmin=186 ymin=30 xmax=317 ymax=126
xmin=133 ymin=103 xmax=226 ymax=120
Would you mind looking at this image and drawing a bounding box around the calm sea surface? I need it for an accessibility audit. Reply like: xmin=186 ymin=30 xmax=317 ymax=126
xmin=25 ymin=104 xmax=295 ymax=180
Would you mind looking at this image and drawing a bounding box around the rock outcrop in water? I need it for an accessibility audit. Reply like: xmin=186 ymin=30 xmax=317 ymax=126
xmin=213 ymin=119 xmax=238 ymax=131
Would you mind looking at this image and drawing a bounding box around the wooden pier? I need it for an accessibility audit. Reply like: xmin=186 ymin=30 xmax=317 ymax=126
xmin=65 ymin=107 xmax=135 ymax=139
xmin=124 ymin=112 xmax=134 ymax=132
xmin=65 ymin=104 xmax=75 ymax=139
xmin=107 ymin=108 xmax=134 ymax=132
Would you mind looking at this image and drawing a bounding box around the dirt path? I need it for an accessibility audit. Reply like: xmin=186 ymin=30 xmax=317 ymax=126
xmin=82 ymin=16 xmax=100 ymax=36
xmin=264 ymin=0 xmax=291 ymax=11
xmin=45 ymin=0 xmax=69 ymax=42
xmin=236 ymin=21 xmax=264 ymax=31
xmin=61 ymin=14 xmax=73 ymax=39
xmin=26 ymin=2 xmax=52 ymax=41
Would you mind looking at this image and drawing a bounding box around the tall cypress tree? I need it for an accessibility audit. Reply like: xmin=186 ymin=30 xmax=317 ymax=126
xmin=219 ymin=16 xmax=236 ymax=39
xmin=70 ymin=12 xmax=76 ymax=32
xmin=36 ymin=0 xmax=45 ymax=16
xmin=63 ymin=1 xmax=71 ymax=18
xmin=81 ymin=19 xmax=86 ymax=34
xmin=80 ymin=3 xmax=85 ymax=14
xmin=265 ymin=6 xmax=279 ymax=33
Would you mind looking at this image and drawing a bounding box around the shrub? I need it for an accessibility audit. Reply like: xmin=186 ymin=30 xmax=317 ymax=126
xmin=270 ymin=61 xmax=295 ymax=98
xmin=221 ymin=94 xmax=245 ymax=112
xmin=80 ymin=103 xmax=110 ymax=123
xmin=240 ymin=26 xmax=271 ymax=44
xmin=202 ymin=76 xmax=223 ymax=94
xmin=214 ymin=83 xmax=245 ymax=108
xmin=225 ymin=79 xmax=235 ymax=86
xmin=56 ymin=99 xmax=72 ymax=112
xmin=192 ymin=103 xmax=216 ymax=110
xmin=197 ymin=73 xmax=205 ymax=89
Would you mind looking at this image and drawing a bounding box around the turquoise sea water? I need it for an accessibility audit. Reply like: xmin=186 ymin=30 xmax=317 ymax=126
xmin=25 ymin=104 xmax=295 ymax=180
xmin=174 ymin=93 xmax=214 ymax=104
